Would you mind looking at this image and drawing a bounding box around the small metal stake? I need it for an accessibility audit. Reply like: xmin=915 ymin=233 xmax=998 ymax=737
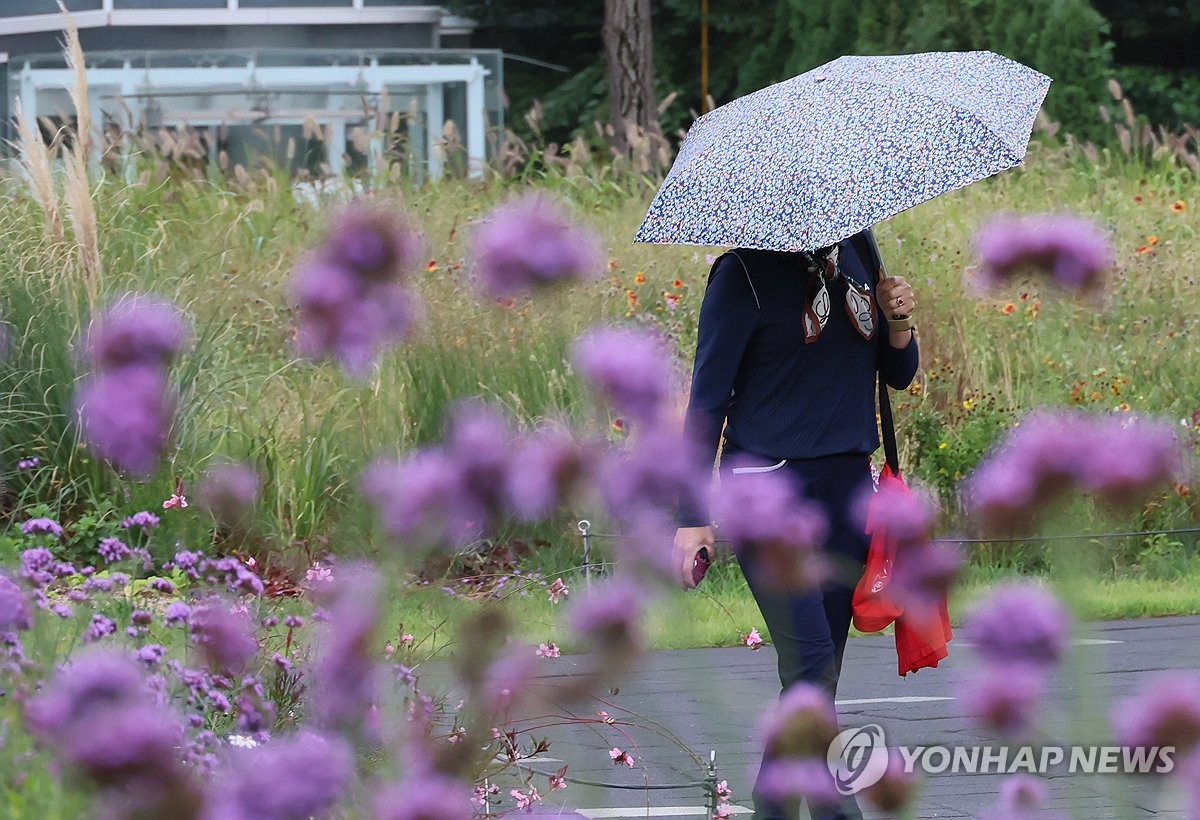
xmin=577 ymin=519 xmax=593 ymax=583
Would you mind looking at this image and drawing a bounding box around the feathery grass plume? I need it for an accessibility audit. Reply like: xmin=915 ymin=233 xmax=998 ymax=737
xmin=57 ymin=2 xmax=103 ymax=308
xmin=11 ymin=99 xmax=65 ymax=246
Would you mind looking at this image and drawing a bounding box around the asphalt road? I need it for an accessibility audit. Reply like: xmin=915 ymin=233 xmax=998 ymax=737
xmin=496 ymin=615 xmax=1200 ymax=819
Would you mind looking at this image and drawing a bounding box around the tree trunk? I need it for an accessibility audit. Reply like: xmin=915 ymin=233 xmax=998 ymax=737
xmin=603 ymin=0 xmax=657 ymax=155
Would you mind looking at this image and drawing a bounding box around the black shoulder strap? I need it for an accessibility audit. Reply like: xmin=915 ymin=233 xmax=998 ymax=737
xmin=851 ymin=229 xmax=900 ymax=477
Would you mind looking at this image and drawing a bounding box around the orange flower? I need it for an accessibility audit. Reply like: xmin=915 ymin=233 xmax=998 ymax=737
xmin=610 ymin=418 xmax=625 ymax=434
xmin=625 ymin=289 xmax=637 ymax=307
xmin=607 ymin=259 xmax=619 ymax=270
xmin=1135 ymin=245 xmax=1152 ymax=255
xmin=1147 ymin=234 xmax=1159 ymax=246
xmin=1172 ymin=200 xmax=1187 ymax=213
xmin=634 ymin=271 xmax=647 ymax=285
xmin=1001 ymin=303 xmax=1015 ymax=315
xmin=1133 ymin=195 xmax=1143 ymax=204
xmin=672 ymin=278 xmax=683 ymax=289
xmin=426 ymin=259 xmax=437 ymax=272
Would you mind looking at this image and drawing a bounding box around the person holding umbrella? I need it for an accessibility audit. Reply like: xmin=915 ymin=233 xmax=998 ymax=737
xmin=639 ymin=51 xmax=1052 ymax=820
xmin=674 ymin=230 xmax=917 ymax=820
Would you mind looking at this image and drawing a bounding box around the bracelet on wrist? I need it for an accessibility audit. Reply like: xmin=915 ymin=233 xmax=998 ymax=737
xmin=887 ymin=315 xmax=915 ymax=332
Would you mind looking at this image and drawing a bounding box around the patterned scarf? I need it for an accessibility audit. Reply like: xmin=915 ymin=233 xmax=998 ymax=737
xmin=799 ymin=244 xmax=875 ymax=344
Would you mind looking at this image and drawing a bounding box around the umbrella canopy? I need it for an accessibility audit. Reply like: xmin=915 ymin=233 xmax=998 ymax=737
xmin=635 ymin=51 xmax=1052 ymax=252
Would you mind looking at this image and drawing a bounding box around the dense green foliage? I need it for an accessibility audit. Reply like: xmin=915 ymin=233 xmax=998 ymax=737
xmin=455 ymin=0 xmax=1197 ymax=146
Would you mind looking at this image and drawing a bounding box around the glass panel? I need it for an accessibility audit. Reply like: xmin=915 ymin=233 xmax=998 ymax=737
xmin=113 ymin=0 xmax=227 ymax=7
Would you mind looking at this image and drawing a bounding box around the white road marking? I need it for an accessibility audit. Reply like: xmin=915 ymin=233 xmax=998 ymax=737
xmin=577 ymin=807 xmax=752 ymax=818
xmin=836 ymin=695 xmax=954 ymax=705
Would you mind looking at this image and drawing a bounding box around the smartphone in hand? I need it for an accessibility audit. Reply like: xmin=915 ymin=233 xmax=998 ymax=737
xmin=692 ymin=547 xmax=712 ymax=586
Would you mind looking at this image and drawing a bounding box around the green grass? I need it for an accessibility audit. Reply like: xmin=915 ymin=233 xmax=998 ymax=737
xmin=3 ymin=136 xmax=1200 ymax=648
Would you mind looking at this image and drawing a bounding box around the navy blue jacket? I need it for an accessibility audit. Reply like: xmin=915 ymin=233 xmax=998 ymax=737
xmin=679 ymin=232 xmax=919 ymax=526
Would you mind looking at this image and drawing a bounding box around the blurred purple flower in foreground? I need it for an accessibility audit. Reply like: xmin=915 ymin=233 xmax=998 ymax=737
xmin=83 ymin=293 xmax=191 ymax=371
xmin=505 ymin=427 xmax=595 ymax=520
xmin=990 ymin=773 xmax=1066 ymax=820
xmin=973 ymin=213 xmax=1112 ymax=292
xmin=567 ymin=577 xmax=644 ymax=671
xmin=472 ymin=194 xmax=601 ymax=298
xmin=25 ymin=648 xmax=186 ymax=786
xmin=292 ymin=201 xmax=423 ymax=377
xmin=759 ymin=682 xmax=839 ymax=760
xmin=755 ymin=758 xmax=841 ymax=810
xmin=198 ymin=461 xmax=261 ymax=530
xmin=189 ymin=600 xmax=258 ymax=673
xmin=76 ymin=366 xmax=176 ymax=477
xmin=1113 ymin=673 xmax=1200 ymax=759
xmin=203 ymin=730 xmax=353 ymax=820
xmin=962 ymin=662 xmax=1045 ymax=738
xmin=0 ymin=574 xmax=33 ymax=633
xmin=966 ymin=409 xmax=1187 ymax=533
xmin=374 ymin=771 xmax=476 ymax=820
xmin=714 ymin=466 xmax=827 ymax=590
xmin=310 ymin=565 xmax=381 ymax=732
xmin=965 ymin=582 xmax=1071 ymax=668
xmin=574 ymin=326 xmax=674 ymax=425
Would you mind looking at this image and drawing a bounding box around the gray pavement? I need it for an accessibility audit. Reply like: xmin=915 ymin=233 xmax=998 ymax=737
xmin=499 ymin=616 xmax=1200 ymax=818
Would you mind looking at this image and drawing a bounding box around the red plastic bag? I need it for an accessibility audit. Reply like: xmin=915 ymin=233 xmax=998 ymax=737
xmin=853 ymin=464 xmax=953 ymax=676
xmin=852 ymin=465 xmax=905 ymax=633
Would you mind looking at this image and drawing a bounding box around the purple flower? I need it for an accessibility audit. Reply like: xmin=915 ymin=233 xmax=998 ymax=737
xmin=20 ymin=547 xmax=56 ymax=586
xmin=137 ymin=644 xmax=165 ymax=668
xmin=25 ymin=648 xmax=185 ymax=786
xmin=891 ymin=541 xmax=964 ymax=607
xmin=373 ymin=772 xmax=476 ymax=820
xmin=83 ymin=293 xmax=191 ymax=371
xmin=567 ymin=577 xmax=644 ymax=670
xmin=991 ymin=773 xmax=1065 ymax=820
xmin=505 ymin=428 xmax=595 ymax=520
xmin=0 ymin=575 xmax=33 ymax=632
xmin=713 ymin=465 xmax=827 ymax=590
xmin=189 ymin=601 xmax=258 ymax=672
xmin=84 ymin=614 xmax=118 ymax=643
xmin=965 ymin=582 xmax=1071 ymax=668
xmin=973 ymin=213 xmax=1112 ymax=292
xmin=197 ymin=462 xmax=260 ymax=529
xmin=20 ymin=517 xmax=63 ymax=537
xmin=444 ymin=401 xmax=515 ymax=511
xmin=852 ymin=476 xmax=939 ymax=550
xmin=573 ymin=326 xmax=674 ymax=424
xmin=323 ymin=203 xmax=422 ymax=282
xmin=755 ymin=758 xmax=841 ymax=807
xmin=599 ymin=424 xmax=708 ymax=521
xmin=361 ymin=449 xmax=484 ymax=549
xmin=164 ymin=601 xmax=191 ymax=626
xmin=472 ymin=194 xmax=600 ymax=298
xmin=963 ymin=662 xmax=1045 ymax=738
xmin=130 ymin=610 xmax=153 ymax=626
xmin=121 ymin=510 xmax=161 ymax=532
xmin=1113 ymin=673 xmax=1200 ymax=758
xmin=291 ymin=211 xmax=423 ymax=379
xmin=309 ymin=565 xmax=381 ymax=731
xmin=97 ymin=537 xmax=130 ymax=563
xmin=201 ymin=730 xmax=353 ymax=820
xmin=964 ymin=410 xmax=1092 ymax=533
xmin=1078 ymin=415 xmax=1183 ymax=506
xmin=17 ymin=457 xmax=40 ymax=470
xmin=758 ymin=682 xmax=840 ymax=759
xmin=75 ymin=366 xmax=176 ymax=477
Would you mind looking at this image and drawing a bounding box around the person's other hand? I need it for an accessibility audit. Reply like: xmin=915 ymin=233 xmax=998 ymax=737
xmin=673 ymin=526 xmax=715 ymax=589
xmin=875 ymin=275 xmax=916 ymax=319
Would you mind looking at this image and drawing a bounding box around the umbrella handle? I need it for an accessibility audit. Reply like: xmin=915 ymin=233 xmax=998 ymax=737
xmin=864 ymin=227 xmax=890 ymax=282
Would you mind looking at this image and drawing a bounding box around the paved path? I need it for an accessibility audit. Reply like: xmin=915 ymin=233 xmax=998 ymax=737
xmin=499 ymin=616 xmax=1200 ymax=818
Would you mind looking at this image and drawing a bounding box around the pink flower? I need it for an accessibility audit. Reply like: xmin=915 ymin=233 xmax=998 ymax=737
xmin=306 ymin=562 xmax=334 ymax=585
xmin=548 ymin=765 xmax=568 ymax=791
xmin=510 ymin=787 xmax=541 ymax=811
xmin=713 ymin=805 xmax=735 ymax=819
xmin=546 ymin=578 xmax=568 ymax=604
xmin=743 ymin=628 xmax=764 ymax=650
xmin=162 ymin=493 xmax=187 ymax=510
xmin=609 ymin=747 xmax=634 ymax=767
xmin=536 ymin=642 xmax=561 ymax=659
xmin=399 ymin=633 xmax=414 ymax=645
xmin=715 ymin=780 xmax=732 ymax=800
xmin=471 ymin=783 xmax=500 ymax=806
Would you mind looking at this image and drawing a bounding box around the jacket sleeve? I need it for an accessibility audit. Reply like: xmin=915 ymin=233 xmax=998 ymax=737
xmin=876 ymin=310 xmax=920 ymax=390
xmin=678 ymin=254 xmax=760 ymax=526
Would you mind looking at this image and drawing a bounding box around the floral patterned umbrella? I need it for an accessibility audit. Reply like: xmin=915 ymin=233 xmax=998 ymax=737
xmin=635 ymin=51 xmax=1052 ymax=252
